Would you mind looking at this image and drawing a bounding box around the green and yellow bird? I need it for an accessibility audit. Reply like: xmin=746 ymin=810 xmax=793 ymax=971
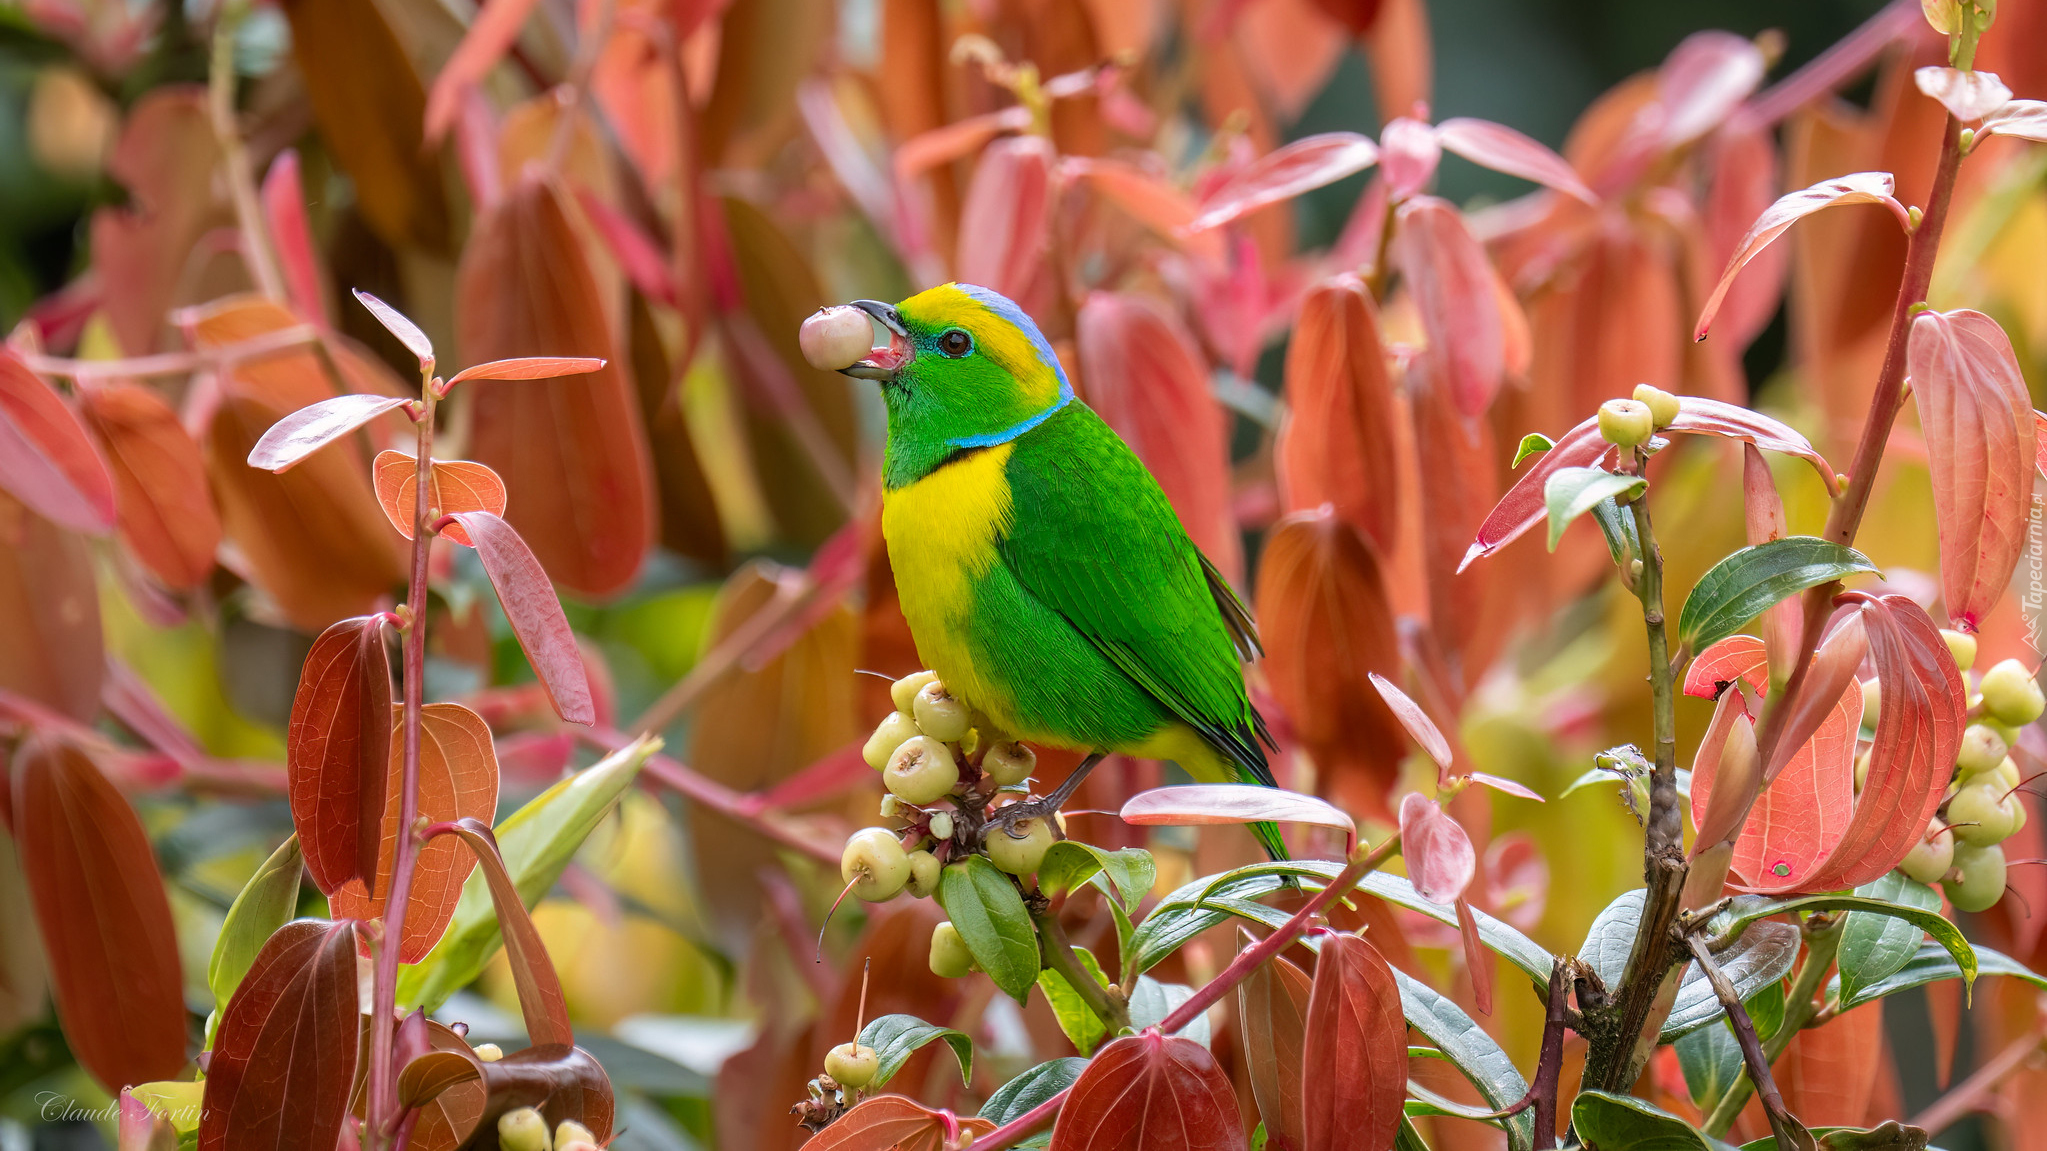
xmin=840 ymin=282 xmax=1285 ymax=859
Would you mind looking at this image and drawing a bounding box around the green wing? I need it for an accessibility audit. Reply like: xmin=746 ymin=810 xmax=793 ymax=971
xmin=998 ymin=406 xmax=1272 ymax=785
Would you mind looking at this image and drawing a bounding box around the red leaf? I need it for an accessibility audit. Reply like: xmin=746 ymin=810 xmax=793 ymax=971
xmin=0 ymin=491 xmax=105 ymax=721
xmin=328 ymin=703 xmax=499 ymax=961
xmin=432 ymin=818 xmax=572 ymax=1046
xmin=1747 ymin=595 xmax=1965 ymax=893
xmin=446 ymin=357 xmax=607 ymax=387
xmin=1064 ymin=157 xmax=1224 ymax=261
xmin=956 ymin=136 xmax=1056 ymax=303
xmin=447 ymin=511 xmax=595 ymax=726
xmin=350 ymin=289 xmax=433 ymax=367
xmin=1760 ymin=614 xmax=1867 ymax=785
xmin=1666 ymin=397 xmax=1840 ymax=495
xmin=262 ymin=150 xmax=330 ymax=327
xmin=470 ymin=1044 xmax=619 ymax=1146
xmin=2035 ymin=410 xmax=2047 ymax=477
xmin=199 ymin=920 xmax=359 ymax=1151
xmin=0 ymin=349 xmax=116 ymax=535
xmin=1695 ymin=172 xmax=1908 ymax=341
xmin=1301 ymin=931 xmax=1407 ymax=1151
xmin=1913 ymin=66 xmax=2012 ymax=122
xmin=1455 ymin=897 xmax=1495 ymax=1015
xmin=287 ymin=617 xmax=392 ymax=896
xmin=1467 ymin=772 xmax=1544 ymax=802
xmin=422 ymin=0 xmax=544 ymax=143
xmin=12 ymin=736 xmax=186 ymax=1091
xmin=1656 ymin=31 xmax=1765 ymax=149
xmin=1742 ymin=445 xmax=1800 ymax=683
xmin=1184 ymin=132 xmax=1380 ymax=234
xmin=1907 ymin=309 xmax=2034 ymax=630
xmin=1368 ymin=672 xmax=1452 ymax=772
xmin=1460 ymin=416 xmax=1610 ymax=571
xmin=1049 ymin=1032 xmax=1245 ymax=1151
xmin=1121 ymin=785 xmax=1355 ymax=843
xmin=1238 ymin=952 xmax=1311 ymax=1151
xmin=1434 ymin=117 xmax=1597 ymax=204
xmin=245 ymin=394 xmax=412 ymax=473
xmin=807 ymin=1095 xmax=994 ymax=1151
xmin=1276 ymin=274 xmax=1402 ymax=553
xmin=1075 ymin=292 xmax=1241 ymax=577
xmin=1399 ymin=792 xmax=1474 ymax=904
xmin=1392 ymin=196 xmax=1509 ymax=416
xmin=575 ymin=186 xmax=679 ymax=308
xmin=893 ymin=107 xmax=1032 ymax=183
xmin=373 ymin=452 xmax=508 ymax=547
xmin=1379 ymin=116 xmax=1441 ymax=201
xmin=78 ymin=381 xmax=221 ymax=590
xmin=1701 ymin=124 xmax=1785 ymax=353
xmin=1688 ymin=685 xmax=1758 ymax=854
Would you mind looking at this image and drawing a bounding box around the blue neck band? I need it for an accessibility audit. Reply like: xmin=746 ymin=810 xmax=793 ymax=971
xmin=948 ymin=389 xmax=1073 ymax=448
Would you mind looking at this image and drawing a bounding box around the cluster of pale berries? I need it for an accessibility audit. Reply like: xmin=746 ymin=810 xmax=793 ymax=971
xmin=1596 ymin=383 xmax=1682 ymax=448
xmin=1895 ymin=633 xmax=2046 ymax=911
xmin=494 ymin=1111 xmax=597 ymax=1151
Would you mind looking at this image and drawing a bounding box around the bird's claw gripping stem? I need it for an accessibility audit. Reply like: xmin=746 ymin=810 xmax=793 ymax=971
xmin=985 ymin=751 xmax=1105 ymax=838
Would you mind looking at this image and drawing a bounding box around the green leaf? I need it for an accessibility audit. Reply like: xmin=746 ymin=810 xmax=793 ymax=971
xmin=942 ymin=856 xmax=1040 ymax=1002
xmin=1717 ymin=891 xmax=1974 ymax=1002
xmin=398 ymin=736 xmax=657 ymax=1011
xmin=1406 ymin=1082 xmax=1508 ymax=1126
xmin=981 ymin=1055 xmax=1086 ymax=1149
xmin=1741 ymin=1122 xmax=1933 ymax=1151
xmin=1037 ymin=842 xmax=1154 ymax=910
xmin=1573 ymin=1090 xmax=1738 ymax=1151
xmin=1838 ymin=873 xmax=1944 ymax=1005
xmin=1397 ymin=1117 xmax=1433 ymax=1151
xmin=1036 ymin=947 xmax=1110 ymax=1054
xmin=1677 ymin=537 xmax=1878 ymax=654
xmin=1590 ymin=495 xmax=1641 ymax=567
xmin=1674 ymin=1020 xmax=1743 ymax=1115
xmin=856 ymin=1013 xmax=973 ymax=1090
xmin=1830 ymin=941 xmax=2046 ymax=1010
xmin=1544 ymin=466 xmax=1644 ymax=550
xmin=1105 ymin=893 xmax=1136 ymax=981
xmin=1584 ymin=890 xmax=1799 ymax=1040
xmin=1559 ymin=765 xmax=1693 ymax=803
xmin=1512 ymin=432 xmax=1555 ymax=468
xmin=1746 ymin=979 xmax=1786 ymax=1042
xmin=1128 ymin=975 xmax=1208 ymax=1046
xmin=208 ymin=835 xmax=303 ymax=1012
xmin=1393 ymin=969 xmax=1534 ymax=1151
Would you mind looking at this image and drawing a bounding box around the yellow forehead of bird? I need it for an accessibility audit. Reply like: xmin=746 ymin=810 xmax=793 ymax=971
xmin=897 ymin=283 xmax=1065 ymax=411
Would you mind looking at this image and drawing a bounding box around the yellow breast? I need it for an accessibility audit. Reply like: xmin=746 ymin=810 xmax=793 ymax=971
xmin=881 ymin=443 xmax=1016 ymax=723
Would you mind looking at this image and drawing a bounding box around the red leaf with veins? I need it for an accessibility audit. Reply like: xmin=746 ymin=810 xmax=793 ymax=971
xmin=287 ymin=616 xmax=392 ymax=896
xmin=1665 ymin=397 xmax=1840 ymax=495
xmin=434 ymin=818 xmax=572 ymax=1046
xmin=957 ymin=136 xmax=1056 ymax=303
xmin=1456 ymin=897 xmax=1496 ymax=1015
xmin=1435 ymin=117 xmax=1597 ymax=204
xmin=1907 ymin=309 xmax=2034 ymax=631
xmin=449 ymin=511 xmax=595 ymax=726
xmin=1238 ymin=952 xmax=1311 ymax=1151
xmin=1301 ymin=931 xmax=1407 ymax=1151
xmin=806 ymin=1096 xmax=993 ymax=1151
xmin=198 ymin=920 xmax=359 ymax=1151
xmin=1393 ymin=196 xmax=1506 ymax=416
xmin=261 ymin=150 xmax=330 ymax=327
xmin=446 ymin=357 xmax=606 ymax=387
xmin=1379 ymin=116 xmax=1440 ymax=200
xmin=1183 ymin=132 xmax=1379 ymax=234
xmin=1695 ymin=172 xmax=1907 ymax=341
xmin=1276 ymin=275 xmax=1402 ymax=553
xmin=1399 ymin=792 xmax=1474 ymax=904
xmin=1460 ymin=416 xmax=1610 ymax=571
xmin=2034 ymin=410 xmax=2047 ymax=477
xmin=1050 ymin=1032 xmax=1245 ymax=1151
xmin=0 ymin=350 xmax=116 ymax=535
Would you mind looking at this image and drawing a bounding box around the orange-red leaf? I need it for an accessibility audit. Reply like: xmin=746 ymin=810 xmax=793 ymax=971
xmin=956 ymin=136 xmax=1056 ymax=303
xmin=198 ymin=920 xmax=359 ymax=1151
xmin=287 ymin=616 xmax=392 ymax=896
xmin=1301 ymin=931 xmax=1406 ymax=1151
xmin=448 ymin=511 xmax=595 ymax=726
xmin=1368 ymin=672 xmax=1452 ymax=771
xmin=445 ymin=357 xmax=607 ymax=387
xmin=262 ymin=150 xmax=331 ymax=327
xmin=433 ymin=818 xmax=571 ymax=1046
xmin=12 ymin=736 xmax=186 ymax=1092
xmin=806 ymin=1095 xmax=995 ymax=1151
xmin=78 ymin=381 xmax=221 ymax=590
xmin=1399 ymin=792 xmax=1474 ymax=904
xmin=328 ymin=703 xmax=499 ymax=962
xmin=1276 ymin=275 xmax=1401 ymax=553
xmin=372 ymin=452 xmax=508 ymax=547
xmin=1907 ymin=309 xmax=2034 ymax=630
xmin=1121 ymin=785 xmax=1355 ymax=843
xmin=0 ymin=349 xmax=116 ymax=535
xmin=0 ymin=491 xmax=104 ymax=721
xmin=1050 ymin=1032 xmax=1245 ymax=1151
xmin=1695 ymin=172 xmax=1907 ymax=341
xmin=1435 ymin=117 xmax=1597 ymax=203
xmin=1392 ymin=196 xmax=1509 ymax=416
xmin=423 ymin=0 xmax=545 ymax=144
xmin=1185 ymin=132 xmax=1379 ymax=234
xmin=1238 ymin=952 xmax=1311 ymax=1151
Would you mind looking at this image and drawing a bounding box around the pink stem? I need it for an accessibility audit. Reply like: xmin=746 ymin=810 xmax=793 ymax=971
xmin=580 ymin=726 xmax=843 ymax=865
xmin=1908 ymin=1022 xmax=2045 ymax=1135
xmin=961 ymin=834 xmax=1402 ymax=1151
xmin=1737 ymin=0 xmax=1927 ymax=131
xmin=366 ymin=380 xmax=439 ymax=1148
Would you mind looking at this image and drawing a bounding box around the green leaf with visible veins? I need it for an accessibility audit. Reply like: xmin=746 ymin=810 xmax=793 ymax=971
xmin=1837 ymin=872 xmax=1944 ymax=1006
xmin=856 ymin=1013 xmax=972 ymax=1089
xmin=941 ymin=856 xmax=1040 ymax=1002
xmin=1677 ymin=536 xmax=1877 ymax=654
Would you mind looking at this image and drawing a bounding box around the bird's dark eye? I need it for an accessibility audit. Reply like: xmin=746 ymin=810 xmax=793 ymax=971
xmin=938 ymin=329 xmax=973 ymax=357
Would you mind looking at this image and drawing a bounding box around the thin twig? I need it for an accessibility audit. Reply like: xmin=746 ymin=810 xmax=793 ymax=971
xmin=1532 ymin=959 xmax=1570 ymax=1150
xmin=207 ymin=0 xmax=286 ymax=303
xmin=1688 ymin=935 xmax=1816 ymax=1151
xmin=582 ymin=726 xmax=843 ymax=866
xmin=1736 ymin=0 xmax=1926 ymax=131
xmin=1703 ymin=916 xmax=1845 ymax=1135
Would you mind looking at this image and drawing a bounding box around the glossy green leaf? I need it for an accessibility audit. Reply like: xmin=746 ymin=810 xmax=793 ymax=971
xmin=1590 ymin=495 xmax=1641 ymax=568
xmin=1037 ymin=842 xmax=1154 ymax=910
xmin=1544 ymin=466 xmax=1643 ymax=550
xmin=1674 ymin=1020 xmax=1743 ymax=1115
xmin=1830 ymin=941 xmax=2046 ymax=1010
xmin=1512 ymin=433 xmax=1555 ymax=468
xmin=856 ymin=1013 xmax=972 ymax=1089
xmin=1128 ymin=975 xmax=1207 ymax=1046
xmin=1037 ymin=947 xmax=1111 ymax=1054
xmin=981 ymin=1055 xmax=1086 ymax=1148
xmin=1677 ymin=537 xmax=1877 ymax=655
xmin=398 ymin=735 xmax=657 ymax=1011
xmin=1572 ymin=1090 xmax=1736 ymax=1151
xmin=1392 ymin=969 xmax=1534 ymax=1151
xmin=942 ymin=856 xmax=1039 ymax=1002
xmin=1838 ymin=873 xmax=1943 ymax=1006
xmin=1716 ymin=891 xmax=1973 ymax=1001
xmin=1584 ymin=889 xmax=1799 ymax=1040
xmin=207 ymin=835 xmax=303 ymax=1012
xmin=1739 ymin=1122 xmax=1933 ymax=1151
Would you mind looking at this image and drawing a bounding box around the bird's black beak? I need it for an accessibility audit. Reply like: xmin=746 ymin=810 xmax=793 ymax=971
xmin=842 ymin=300 xmax=911 ymax=382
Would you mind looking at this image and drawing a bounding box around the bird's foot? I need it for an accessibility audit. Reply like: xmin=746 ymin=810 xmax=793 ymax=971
xmin=985 ymin=751 xmax=1105 ymax=838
